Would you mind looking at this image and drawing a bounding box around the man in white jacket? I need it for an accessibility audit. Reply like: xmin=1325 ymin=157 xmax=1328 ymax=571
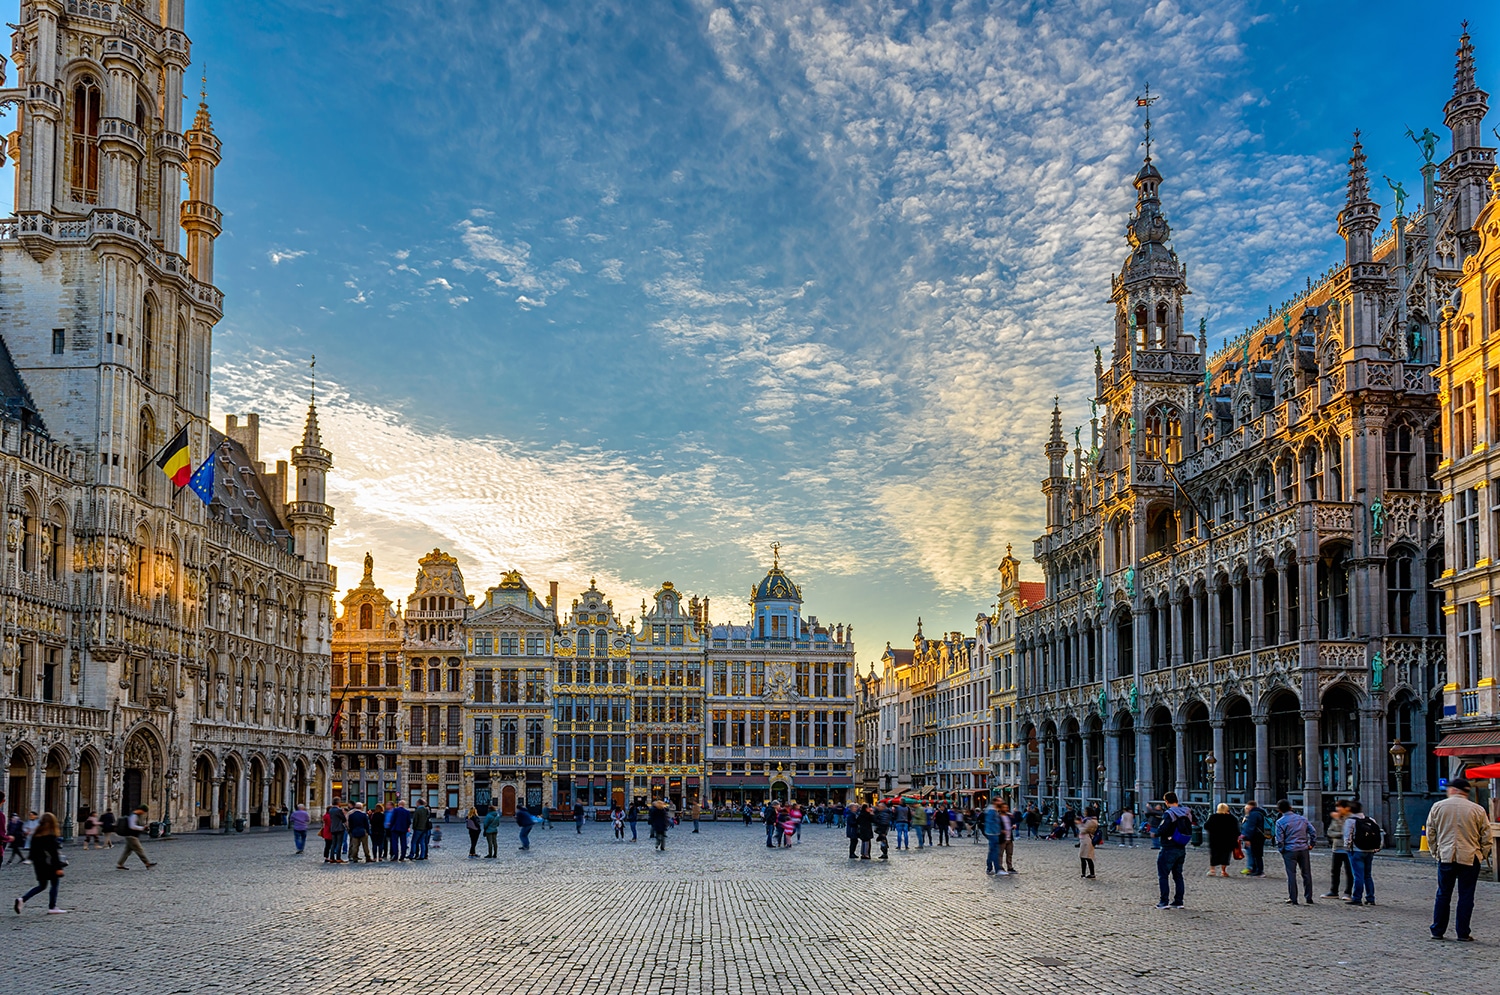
xmin=1426 ymin=777 xmax=1493 ymax=941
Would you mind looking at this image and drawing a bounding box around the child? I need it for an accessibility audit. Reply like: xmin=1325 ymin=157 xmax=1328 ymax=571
xmin=611 ymin=807 xmax=625 ymax=840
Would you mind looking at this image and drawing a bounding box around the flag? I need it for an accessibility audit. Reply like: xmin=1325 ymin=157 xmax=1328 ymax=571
xmin=187 ymin=450 xmax=215 ymax=506
xmin=154 ymin=426 xmax=192 ymax=488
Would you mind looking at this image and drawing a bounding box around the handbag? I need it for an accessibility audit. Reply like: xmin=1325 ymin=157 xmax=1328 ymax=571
xmin=1233 ymin=843 xmax=1244 ymax=861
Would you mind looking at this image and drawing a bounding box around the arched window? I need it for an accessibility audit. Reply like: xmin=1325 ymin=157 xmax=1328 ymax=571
xmin=1114 ymin=416 xmax=1130 ymax=469
xmin=1388 ymin=549 xmax=1416 ymax=634
xmin=135 ymin=98 xmax=149 ymax=214
xmin=175 ymin=311 xmax=189 ymax=400
xmin=595 ymin=629 xmax=609 ymax=657
xmin=70 ymin=77 xmax=102 ymax=203
xmin=136 ymin=410 xmax=155 ymax=499
xmin=141 ymin=298 xmax=156 ymax=387
xmin=1155 ymin=302 xmax=1170 ymax=346
xmin=1300 ymin=444 xmax=1322 ymax=500
xmin=359 ymin=604 xmax=372 ymax=630
xmin=577 ymin=629 xmax=590 ymax=656
xmin=1133 ymin=304 xmax=1148 ymax=349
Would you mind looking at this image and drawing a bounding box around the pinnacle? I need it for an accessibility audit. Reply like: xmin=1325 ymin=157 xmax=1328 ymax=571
xmin=300 ymin=399 xmax=322 ymax=451
xmin=1455 ymin=22 xmax=1477 ymax=95
xmin=1346 ymin=133 xmax=1373 ymax=206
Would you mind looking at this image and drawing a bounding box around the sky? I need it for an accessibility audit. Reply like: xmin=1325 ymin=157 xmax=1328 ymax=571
xmin=4 ymin=1 xmax=1490 ymax=666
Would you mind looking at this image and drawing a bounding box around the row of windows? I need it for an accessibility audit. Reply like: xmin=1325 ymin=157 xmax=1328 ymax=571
xmin=407 ymin=705 xmax=463 ymax=747
xmin=471 ymin=717 xmax=546 ymax=755
xmin=557 ymin=659 xmax=703 ymax=687
xmin=708 ymin=710 xmax=849 ymax=748
xmin=472 ymin=668 xmax=547 ymax=704
xmin=471 ymin=633 xmax=548 ymax=656
xmin=708 ymin=660 xmax=849 ymax=697
xmin=332 ymin=662 xmax=402 ymax=688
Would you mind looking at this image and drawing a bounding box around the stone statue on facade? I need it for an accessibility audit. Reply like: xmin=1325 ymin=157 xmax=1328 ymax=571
xmin=1124 ymin=566 xmax=1135 ymax=597
xmin=1384 ymin=175 xmax=1409 ymax=216
xmin=1370 ymin=498 xmax=1385 ymax=538
xmin=1371 ymin=650 xmax=1385 ymax=691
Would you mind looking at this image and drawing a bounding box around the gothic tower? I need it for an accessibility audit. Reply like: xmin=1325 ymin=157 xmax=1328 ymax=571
xmin=0 ymin=0 xmax=218 ymax=475
xmin=1444 ymin=23 xmax=1495 ymax=258
xmin=288 ymin=396 xmax=336 ymax=657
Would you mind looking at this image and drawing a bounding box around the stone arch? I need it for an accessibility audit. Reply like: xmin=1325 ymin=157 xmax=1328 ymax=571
xmin=120 ymin=724 xmax=165 ymax=816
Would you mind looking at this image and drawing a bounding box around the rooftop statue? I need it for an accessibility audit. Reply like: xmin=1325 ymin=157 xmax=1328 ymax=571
xmin=1405 ymin=125 xmax=1439 ymax=165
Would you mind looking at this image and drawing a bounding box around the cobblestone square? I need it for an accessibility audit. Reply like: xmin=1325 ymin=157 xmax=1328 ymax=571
xmin=1 ymin=822 xmax=1488 ymax=994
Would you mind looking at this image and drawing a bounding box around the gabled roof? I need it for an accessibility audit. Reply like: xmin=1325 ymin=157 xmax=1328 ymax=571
xmin=1018 ymin=582 xmax=1046 ymax=607
xmin=207 ymin=428 xmax=289 ymax=546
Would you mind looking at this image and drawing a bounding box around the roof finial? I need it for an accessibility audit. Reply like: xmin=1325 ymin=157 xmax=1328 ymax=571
xmin=770 ymin=540 xmax=781 ymax=569
xmin=310 ymin=354 xmax=317 ymax=406
xmin=193 ymin=66 xmax=213 ymax=132
xmin=1137 ymin=83 xmax=1159 ymax=163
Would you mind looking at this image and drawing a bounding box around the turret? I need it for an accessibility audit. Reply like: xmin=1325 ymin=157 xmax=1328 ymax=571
xmin=1043 ymin=400 xmax=1068 ymax=529
xmin=182 ymin=80 xmax=223 ymax=284
xmin=1337 ymin=132 xmax=1381 ymax=267
xmin=288 ymin=396 xmax=334 ymax=567
xmin=1442 ymin=23 xmax=1495 ymax=259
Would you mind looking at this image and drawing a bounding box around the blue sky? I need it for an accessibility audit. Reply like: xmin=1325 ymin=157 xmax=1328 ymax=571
xmin=9 ymin=1 xmax=1489 ymax=663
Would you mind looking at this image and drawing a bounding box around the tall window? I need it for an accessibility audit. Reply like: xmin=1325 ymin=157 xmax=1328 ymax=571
xmin=409 ymin=705 xmax=424 ymax=745
xmin=1457 ymin=488 xmax=1481 ymax=570
xmin=1388 ymin=551 xmax=1415 ymax=634
xmin=526 ymin=718 xmax=544 ymax=756
xmin=499 ymin=718 xmax=518 ymax=754
xmin=1455 ymin=381 xmax=1479 ymax=458
xmin=70 ymin=78 xmax=102 ymax=203
xmin=577 ymin=630 xmax=590 ymax=656
xmin=1458 ymin=602 xmax=1482 ymax=688
xmin=359 ymin=604 xmax=372 ymax=629
xmin=136 ymin=411 xmax=154 ymax=499
xmin=446 ymin=706 xmax=461 ymax=746
xmin=141 ymin=299 xmax=156 ymax=387
xmin=474 ymin=668 xmax=493 ymax=703
xmin=1489 ymin=369 xmax=1500 ymax=443
xmin=473 ymin=716 xmax=492 ymax=754
xmin=175 ymin=313 xmax=189 ymax=399
xmin=768 ymin=710 xmax=791 ymax=747
xmin=1386 ymin=424 xmax=1415 ymax=488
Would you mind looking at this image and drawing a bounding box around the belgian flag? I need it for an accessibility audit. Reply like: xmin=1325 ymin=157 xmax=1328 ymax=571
xmin=154 ymin=426 xmax=192 ymax=488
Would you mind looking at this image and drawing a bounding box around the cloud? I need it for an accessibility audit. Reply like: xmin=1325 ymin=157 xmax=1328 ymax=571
xmin=267 ymin=248 xmax=308 ymax=265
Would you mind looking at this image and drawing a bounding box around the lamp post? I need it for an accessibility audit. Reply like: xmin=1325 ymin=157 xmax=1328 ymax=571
xmin=1389 ymin=739 xmax=1411 ymax=857
xmin=1048 ymin=769 xmax=1059 ymax=819
xmin=1096 ymin=760 xmax=1107 ymax=815
xmin=1205 ymin=753 xmax=1218 ymax=804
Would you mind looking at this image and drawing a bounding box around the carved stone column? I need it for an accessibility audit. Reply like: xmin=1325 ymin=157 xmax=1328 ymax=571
xmin=1254 ymin=715 xmax=1271 ymax=805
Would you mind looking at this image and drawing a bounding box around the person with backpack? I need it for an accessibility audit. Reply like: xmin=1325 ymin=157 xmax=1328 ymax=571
xmin=14 ymin=812 xmax=65 ymax=914
xmin=289 ymin=803 xmax=310 ymax=854
xmin=845 ymin=803 xmax=861 ymax=859
xmin=369 ymin=803 xmax=388 ymax=860
xmin=910 ymin=801 xmax=928 ymax=848
xmin=1079 ymin=810 xmax=1099 ymax=878
xmin=1323 ymin=799 xmax=1353 ymax=900
xmin=1343 ymin=799 xmax=1381 ymax=906
xmin=648 ymin=799 xmax=670 ymax=851
xmin=1273 ymin=799 xmax=1316 ymax=905
xmin=1154 ymin=792 xmax=1192 ymax=909
xmin=115 ymin=806 xmax=155 ymax=870
xmin=464 ymin=806 xmax=482 ymax=858
xmin=517 ymin=803 xmax=538 ymax=850
xmin=892 ymin=801 xmax=910 ymax=850
xmin=1238 ymin=800 xmax=1268 ymax=877
xmin=934 ymin=806 xmax=951 ymax=846
xmin=99 ymin=809 xmax=116 ymax=848
xmin=872 ymin=802 xmax=893 ymax=860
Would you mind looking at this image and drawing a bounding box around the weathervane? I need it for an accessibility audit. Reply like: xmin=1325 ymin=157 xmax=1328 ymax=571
xmin=770 ymin=541 xmax=781 ymax=569
xmin=1137 ymin=83 xmax=1160 ymax=162
xmin=310 ymin=354 xmax=317 ymax=405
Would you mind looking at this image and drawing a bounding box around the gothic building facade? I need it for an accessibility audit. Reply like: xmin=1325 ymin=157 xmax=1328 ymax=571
xmin=1012 ymin=33 xmax=1487 ymax=831
xmin=0 ymin=0 xmax=335 ymax=833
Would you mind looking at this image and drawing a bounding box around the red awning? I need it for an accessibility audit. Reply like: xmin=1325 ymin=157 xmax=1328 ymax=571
xmin=1434 ymin=730 xmax=1500 ymax=757
xmin=1461 ymin=762 xmax=1500 ymax=778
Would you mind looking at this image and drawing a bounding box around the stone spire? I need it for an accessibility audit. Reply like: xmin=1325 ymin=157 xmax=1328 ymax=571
xmin=1337 ymin=132 xmax=1380 ymax=266
xmin=194 ymin=71 xmax=215 ymax=133
xmin=1443 ymin=22 xmax=1494 ymax=259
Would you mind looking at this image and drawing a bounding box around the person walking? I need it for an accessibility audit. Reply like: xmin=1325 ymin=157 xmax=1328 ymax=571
xmin=1427 ymin=776 xmax=1494 ymax=941
xmin=892 ymin=802 xmax=910 ymax=850
xmin=910 ymin=801 xmax=928 ymax=849
xmin=1154 ymin=792 xmax=1191 ymax=909
xmin=934 ymin=806 xmax=951 ymax=846
xmin=873 ymin=802 xmax=892 ymax=860
xmin=1239 ymin=800 xmax=1268 ymax=877
xmin=1323 ymin=799 xmax=1353 ymax=900
xmin=983 ymin=798 xmax=1004 ymax=875
xmin=1273 ymin=799 xmax=1316 ymax=905
xmin=690 ymin=800 xmax=701 ymax=833
xmin=1079 ymin=810 xmax=1099 ymax=879
xmin=998 ymin=801 xmax=1016 ymax=873
xmin=1115 ymin=806 xmax=1136 ymax=847
xmin=1205 ymin=803 xmax=1240 ymax=877
xmin=1343 ymin=799 xmax=1381 ymax=906
xmin=573 ymin=802 xmax=586 ymax=834
xmin=627 ymin=800 xmax=640 ymax=842
xmin=99 ymin=809 xmax=116 ymax=848
xmin=648 ymin=799 xmax=670 ymax=851
xmin=14 ymin=813 xmax=66 ymax=915
xmin=115 ymin=806 xmax=155 ymax=870
xmin=347 ymin=803 xmax=372 ymax=863
xmin=481 ymin=805 xmax=501 ymax=857
xmin=855 ymin=803 xmax=874 ymax=860
xmin=845 ymin=803 xmax=861 ymax=859
xmin=290 ymin=803 xmax=310 ymax=854
xmin=81 ymin=811 xmax=100 ymax=850
xmin=465 ymin=807 xmax=482 ymax=858
xmin=517 ymin=803 xmax=538 ymax=850
xmin=387 ymin=800 xmax=411 ymax=861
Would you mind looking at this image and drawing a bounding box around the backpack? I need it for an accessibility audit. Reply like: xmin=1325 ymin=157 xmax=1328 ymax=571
xmin=1168 ymin=811 xmax=1192 ymax=847
xmin=1350 ymin=816 xmax=1382 ymax=851
xmin=1091 ymin=825 xmax=1105 ymax=846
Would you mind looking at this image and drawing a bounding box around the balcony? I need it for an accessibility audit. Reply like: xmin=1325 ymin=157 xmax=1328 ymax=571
xmin=5 ymin=699 xmax=107 ymax=730
xmin=463 ymin=753 xmax=551 ymax=770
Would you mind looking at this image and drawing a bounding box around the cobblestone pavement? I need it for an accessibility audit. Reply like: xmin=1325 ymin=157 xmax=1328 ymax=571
xmin=0 ymin=821 xmax=1490 ymax=994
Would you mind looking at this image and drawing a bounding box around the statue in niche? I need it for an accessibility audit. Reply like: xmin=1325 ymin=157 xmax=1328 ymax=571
xmin=1370 ymin=498 xmax=1385 ymax=538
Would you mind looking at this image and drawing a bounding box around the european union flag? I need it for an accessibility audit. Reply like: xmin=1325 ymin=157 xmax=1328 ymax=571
xmin=187 ymin=451 xmax=215 ymax=506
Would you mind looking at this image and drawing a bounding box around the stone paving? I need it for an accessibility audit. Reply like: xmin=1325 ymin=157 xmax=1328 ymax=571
xmin=0 ymin=820 xmax=1490 ymax=994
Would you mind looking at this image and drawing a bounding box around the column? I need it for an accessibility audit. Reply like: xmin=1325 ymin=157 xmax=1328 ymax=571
xmin=62 ymin=769 xmax=78 ymax=841
xmin=1210 ymin=719 xmax=1226 ymax=803
xmin=1171 ymin=591 xmax=1186 ymax=667
xmin=210 ymin=779 xmax=222 ymax=831
xmin=1081 ymin=733 xmax=1095 ymax=807
xmin=1057 ymin=735 xmax=1070 ymax=807
xmin=1018 ymin=735 xmax=1032 ymax=810
xmin=1036 ymin=740 xmax=1050 ymax=815
xmin=1104 ymin=727 xmax=1121 ymax=814
xmin=1249 ymin=564 xmax=1266 ymax=650
xmin=1301 ymin=708 xmax=1322 ymax=818
xmin=1299 ymin=556 xmax=1319 ymax=640
xmin=1254 ymin=715 xmax=1271 ymax=805
xmin=1360 ymin=707 xmax=1385 ymax=823
xmin=262 ymin=777 xmax=275 ymax=830
xmin=1207 ymin=583 xmax=1222 ymax=661
xmin=1195 ymin=593 xmax=1208 ymax=661
xmin=238 ymin=767 xmax=251 ymax=828
xmin=1135 ymin=722 xmax=1153 ymax=802
xmin=1172 ymin=719 xmax=1189 ymax=798
xmin=1277 ymin=566 xmax=1291 ymax=644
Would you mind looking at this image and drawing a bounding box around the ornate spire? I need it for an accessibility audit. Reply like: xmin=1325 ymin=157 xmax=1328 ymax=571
xmin=193 ymin=69 xmax=214 ymax=133
xmin=1346 ymin=131 xmax=1373 ymax=206
xmin=1338 ymin=131 xmax=1380 ymax=265
xmin=1455 ymin=21 xmax=1476 ymax=95
xmin=301 ymin=355 xmax=322 ymax=450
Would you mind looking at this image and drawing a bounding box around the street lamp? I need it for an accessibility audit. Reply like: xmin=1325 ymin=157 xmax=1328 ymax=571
xmin=1095 ymin=760 xmax=1107 ymax=814
xmin=1205 ymin=753 xmax=1218 ymax=803
xmin=1047 ymin=769 xmax=1059 ymax=816
xmin=1389 ymin=739 xmax=1412 ymax=857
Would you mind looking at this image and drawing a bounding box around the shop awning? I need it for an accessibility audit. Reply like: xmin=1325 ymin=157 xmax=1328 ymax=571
xmin=1434 ymin=730 xmax=1500 ymax=756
